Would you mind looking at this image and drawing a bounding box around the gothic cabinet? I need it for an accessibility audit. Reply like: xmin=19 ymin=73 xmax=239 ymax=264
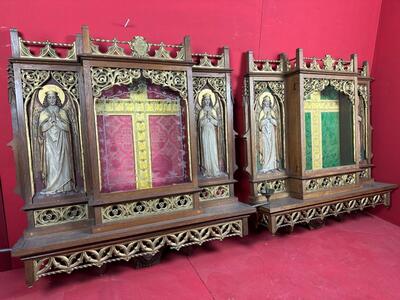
xmin=242 ymin=49 xmax=396 ymax=234
xmin=8 ymin=26 xmax=254 ymax=286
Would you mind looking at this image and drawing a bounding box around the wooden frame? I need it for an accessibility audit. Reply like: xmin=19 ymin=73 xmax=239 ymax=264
xmin=8 ymin=27 xmax=255 ymax=286
xmin=241 ymin=48 xmax=397 ymax=233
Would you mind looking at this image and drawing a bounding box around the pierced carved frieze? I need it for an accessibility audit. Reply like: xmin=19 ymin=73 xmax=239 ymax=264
xmin=90 ymin=37 xmax=185 ymax=60
xmin=192 ymin=53 xmax=225 ymax=68
xmin=305 ymin=173 xmax=357 ymax=192
xmin=32 ymin=220 xmax=243 ymax=281
xmin=251 ymin=59 xmax=284 ymax=73
xmin=19 ymin=38 xmax=77 ymax=61
xmin=34 ymin=204 xmax=88 ymax=227
xmin=260 ymin=193 xmax=390 ymax=234
xmin=193 ymin=77 xmax=228 ymax=178
xmin=101 ymin=195 xmax=193 ymax=223
xmin=302 ymin=55 xmax=354 ymax=73
xmin=20 ymin=69 xmax=85 ymax=198
xmin=199 ymin=185 xmax=230 ymax=201
xmin=256 ymin=179 xmax=287 ymax=196
xmin=303 ymin=78 xmax=355 ymax=103
xmin=253 ymin=81 xmax=286 ymax=173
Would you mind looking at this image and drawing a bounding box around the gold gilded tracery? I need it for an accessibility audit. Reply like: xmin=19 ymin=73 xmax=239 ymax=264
xmin=303 ymin=78 xmax=355 ymax=103
xmin=32 ymin=220 xmax=243 ymax=282
xmin=34 ymin=204 xmax=88 ymax=227
xmin=101 ymin=195 xmax=193 ymax=222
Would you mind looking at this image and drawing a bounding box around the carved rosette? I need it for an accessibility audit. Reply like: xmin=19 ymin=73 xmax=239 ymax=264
xmin=303 ymin=78 xmax=355 ymax=103
xmin=33 ymin=220 xmax=243 ymax=281
xmin=199 ymin=185 xmax=230 ymax=201
xmin=101 ymin=195 xmax=193 ymax=223
xmin=34 ymin=204 xmax=88 ymax=227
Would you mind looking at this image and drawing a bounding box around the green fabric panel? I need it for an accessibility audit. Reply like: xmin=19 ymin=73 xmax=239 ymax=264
xmin=322 ymin=112 xmax=340 ymax=168
xmin=321 ymin=86 xmax=339 ymax=100
xmin=305 ymin=112 xmax=313 ymax=170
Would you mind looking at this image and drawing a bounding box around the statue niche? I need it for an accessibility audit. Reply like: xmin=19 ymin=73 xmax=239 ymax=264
xmin=196 ymin=89 xmax=226 ymax=178
xmin=31 ymin=83 xmax=80 ymax=196
xmin=358 ymin=96 xmax=367 ymax=162
xmin=257 ymin=92 xmax=282 ymax=173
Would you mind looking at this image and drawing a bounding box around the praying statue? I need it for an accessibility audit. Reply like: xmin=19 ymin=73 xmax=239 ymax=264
xmin=199 ymin=93 xmax=221 ymax=177
xmin=259 ymin=95 xmax=278 ymax=172
xmin=38 ymin=90 xmax=75 ymax=194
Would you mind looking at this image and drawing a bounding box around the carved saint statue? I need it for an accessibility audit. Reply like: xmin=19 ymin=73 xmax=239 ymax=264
xmin=198 ymin=93 xmax=221 ymax=177
xmin=38 ymin=89 xmax=75 ymax=194
xmin=259 ymin=94 xmax=278 ymax=172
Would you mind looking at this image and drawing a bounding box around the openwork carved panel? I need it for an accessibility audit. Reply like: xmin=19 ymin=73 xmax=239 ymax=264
xmin=34 ymin=204 xmax=88 ymax=227
xmin=303 ymin=78 xmax=355 ymax=103
xmin=101 ymin=195 xmax=193 ymax=223
xmin=33 ymin=220 xmax=243 ymax=281
xmin=302 ymin=55 xmax=354 ymax=72
xmin=19 ymin=38 xmax=77 ymax=61
xmin=257 ymin=179 xmax=287 ymax=196
xmin=305 ymin=173 xmax=357 ymax=192
xmin=142 ymin=69 xmax=187 ymax=99
xmin=199 ymin=185 xmax=230 ymax=201
xmin=90 ymin=36 xmax=185 ymax=60
xmin=260 ymin=193 xmax=390 ymax=233
xmin=91 ymin=67 xmax=187 ymax=100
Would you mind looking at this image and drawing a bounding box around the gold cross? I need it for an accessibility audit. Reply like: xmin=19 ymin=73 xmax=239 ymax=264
xmin=304 ymin=91 xmax=339 ymax=169
xmin=96 ymin=85 xmax=181 ymax=189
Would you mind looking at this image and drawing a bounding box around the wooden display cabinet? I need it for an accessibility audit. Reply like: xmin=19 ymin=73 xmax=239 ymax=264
xmin=8 ymin=26 xmax=255 ymax=286
xmin=241 ymin=49 xmax=397 ymax=234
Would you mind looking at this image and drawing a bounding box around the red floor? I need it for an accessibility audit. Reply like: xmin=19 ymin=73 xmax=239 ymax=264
xmin=1 ymin=213 xmax=400 ymax=299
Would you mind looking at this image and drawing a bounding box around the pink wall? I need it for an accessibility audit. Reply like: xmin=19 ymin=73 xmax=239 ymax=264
xmin=0 ymin=0 xmax=384 ymax=269
xmin=371 ymin=0 xmax=400 ymax=226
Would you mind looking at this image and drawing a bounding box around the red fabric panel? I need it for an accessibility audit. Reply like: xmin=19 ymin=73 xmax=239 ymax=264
xmin=150 ymin=115 xmax=189 ymax=187
xmin=97 ymin=115 xmax=136 ymax=192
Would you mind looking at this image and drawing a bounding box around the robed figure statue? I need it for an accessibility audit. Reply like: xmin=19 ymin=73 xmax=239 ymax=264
xmin=259 ymin=95 xmax=278 ymax=172
xmin=199 ymin=93 xmax=222 ymax=177
xmin=38 ymin=90 xmax=75 ymax=194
